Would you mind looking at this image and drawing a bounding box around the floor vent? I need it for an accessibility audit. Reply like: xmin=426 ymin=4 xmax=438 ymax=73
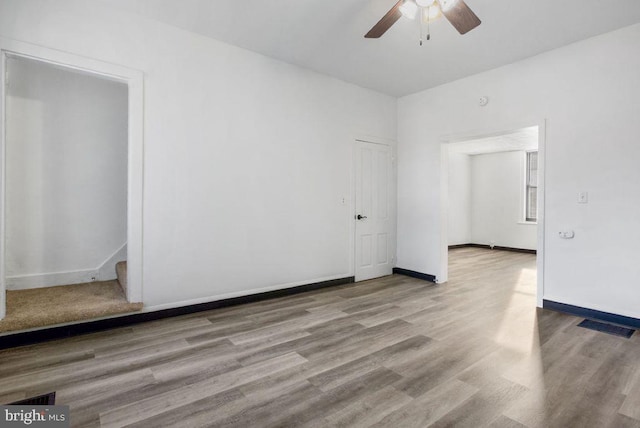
xmin=577 ymin=319 xmax=635 ymax=338
xmin=9 ymin=392 xmax=56 ymax=405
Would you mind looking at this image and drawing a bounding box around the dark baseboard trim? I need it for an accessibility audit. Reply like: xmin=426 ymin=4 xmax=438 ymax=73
xmin=0 ymin=276 xmax=355 ymax=351
xmin=392 ymin=267 xmax=437 ymax=283
xmin=448 ymin=243 xmax=537 ymax=255
xmin=543 ymin=300 xmax=640 ymax=329
xmin=448 ymin=244 xmax=471 ymax=249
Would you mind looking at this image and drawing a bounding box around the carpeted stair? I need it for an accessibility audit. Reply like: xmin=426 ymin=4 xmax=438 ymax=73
xmin=116 ymin=260 xmax=127 ymax=294
xmin=0 ymin=281 xmax=143 ymax=333
xmin=0 ymin=259 xmax=142 ymax=333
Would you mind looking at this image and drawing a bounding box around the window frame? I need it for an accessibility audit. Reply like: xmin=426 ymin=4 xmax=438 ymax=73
xmin=524 ymin=150 xmax=538 ymax=223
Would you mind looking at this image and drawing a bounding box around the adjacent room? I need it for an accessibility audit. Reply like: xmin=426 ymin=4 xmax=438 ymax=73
xmin=0 ymin=55 xmax=141 ymax=333
xmin=1 ymin=0 xmax=640 ymax=426
xmin=446 ymin=127 xmax=539 ymax=290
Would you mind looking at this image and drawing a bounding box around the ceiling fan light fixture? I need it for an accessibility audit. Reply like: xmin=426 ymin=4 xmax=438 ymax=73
xmin=438 ymin=0 xmax=459 ymax=12
xmin=364 ymin=0 xmax=480 ymax=39
xmin=422 ymin=4 xmax=442 ymax=22
xmin=399 ymin=0 xmax=419 ymax=20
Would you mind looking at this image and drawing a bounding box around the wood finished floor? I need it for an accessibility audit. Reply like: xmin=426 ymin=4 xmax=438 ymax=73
xmin=1 ymin=248 xmax=640 ymax=427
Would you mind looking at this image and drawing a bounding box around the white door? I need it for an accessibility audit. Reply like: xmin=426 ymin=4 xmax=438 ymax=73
xmin=355 ymin=140 xmax=394 ymax=281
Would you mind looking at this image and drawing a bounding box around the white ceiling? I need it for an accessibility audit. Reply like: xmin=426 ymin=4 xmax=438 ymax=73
xmin=100 ymin=0 xmax=640 ymax=96
xmin=448 ymin=126 xmax=538 ymax=155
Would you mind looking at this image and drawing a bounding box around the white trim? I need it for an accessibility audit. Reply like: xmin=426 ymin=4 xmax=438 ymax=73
xmin=127 ymin=67 xmax=144 ymax=304
xmin=438 ymin=121 xmax=541 ymax=144
xmin=536 ymin=120 xmax=547 ymax=307
xmin=0 ymin=38 xmax=145 ymax=319
xmin=440 ymin=120 xmax=546 ymax=307
xmin=0 ymin=51 xmax=6 ymax=318
xmin=523 ymin=150 xmax=539 ymax=223
xmin=355 ymin=134 xmax=396 ymax=146
xmin=439 ymin=141 xmax=449 ymax=284
xmin=6 ymin=270 xmax=99 ymax=291
xmin=520 ymin=151 xmax=528 ymax=223
xmin=6 ymin=243 xmax=127 ymax=290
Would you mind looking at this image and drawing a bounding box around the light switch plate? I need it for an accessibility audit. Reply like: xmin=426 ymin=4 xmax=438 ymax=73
xmin=578 ymin=192 xmax=588 ymax=204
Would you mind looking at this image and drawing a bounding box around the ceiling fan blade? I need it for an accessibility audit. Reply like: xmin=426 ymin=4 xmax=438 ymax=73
xmin=438 ymin=0 xmax=481 ymax=35
xmin=365 ymin=0 xmax=404 ymax=38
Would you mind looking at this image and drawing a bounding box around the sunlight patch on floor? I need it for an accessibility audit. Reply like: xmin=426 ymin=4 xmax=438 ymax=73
xmin=493 ymin=267 xmax=549 ymax=426
xmin=493 ymin=267 xmax=538 ymax=353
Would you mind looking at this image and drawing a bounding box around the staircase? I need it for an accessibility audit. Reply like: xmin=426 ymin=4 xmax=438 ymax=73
xmin=116 ymin=261 xmax=127 ymax=295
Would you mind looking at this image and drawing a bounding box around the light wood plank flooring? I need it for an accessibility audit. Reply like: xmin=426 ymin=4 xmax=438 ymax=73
xmin=1 ymin=248 xmax=640 ymax=427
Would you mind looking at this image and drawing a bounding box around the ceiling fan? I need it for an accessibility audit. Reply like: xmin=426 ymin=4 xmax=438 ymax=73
xmin=365 ymin=0 xmax=481 ymax=39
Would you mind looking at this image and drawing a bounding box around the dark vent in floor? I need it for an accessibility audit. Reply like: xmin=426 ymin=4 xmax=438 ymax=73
xmin=8 ymin=392 xmax=56 ymax=405
xmin=578 ymin=319 xmax=635 ymax=338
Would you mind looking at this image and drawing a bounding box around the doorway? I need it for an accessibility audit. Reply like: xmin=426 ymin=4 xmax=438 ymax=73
xmin=0 ymin=38 xmax=144 ymax=326
xmin=441 ymin=124 xmax=545 ymax=306
xmin=354 ymin=139 xmax=396 ymax=282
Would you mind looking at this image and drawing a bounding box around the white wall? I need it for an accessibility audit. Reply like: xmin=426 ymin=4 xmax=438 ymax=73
xmin=5 ymin=57 xmax=127 ymax=289
xmin=398 ymin=23 xmax=640 ymax=318
xmin=447 ymin=150 xmax=537 ymax=250
xmin=0 ymin=0 xmax=396 ymax=308
xmin=447 ymin=151 xmax=471 ymax=245
xmin=470 ymin=151 xmax=536 ymax=250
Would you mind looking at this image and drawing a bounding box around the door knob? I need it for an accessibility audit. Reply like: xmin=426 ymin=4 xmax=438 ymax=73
xmin=356 ymin=214 xmax=367 ymax=220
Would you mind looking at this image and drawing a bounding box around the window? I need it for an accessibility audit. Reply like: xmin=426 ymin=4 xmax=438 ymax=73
xmin=525 ymin=151 xmax=538 ymax=222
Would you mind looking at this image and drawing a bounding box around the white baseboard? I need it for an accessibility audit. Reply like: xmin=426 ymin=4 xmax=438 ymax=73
xmin=6 ymin=242 xmax=127 ymax=290
xmin=6 ymin=269 xmax=99 ymax=290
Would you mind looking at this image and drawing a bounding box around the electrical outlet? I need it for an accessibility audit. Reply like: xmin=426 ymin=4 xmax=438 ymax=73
xmin=559 ymin=231 xmax=575 ymax=239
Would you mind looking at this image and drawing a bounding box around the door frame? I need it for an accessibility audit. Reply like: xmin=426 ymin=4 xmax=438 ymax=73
xmin=440 ymin=120 xmax=546 ymax=306
xmin=352 ymin=135 xmax=397 ymax=282
xmin=0 ymin=38 xmax=145 ymax=318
